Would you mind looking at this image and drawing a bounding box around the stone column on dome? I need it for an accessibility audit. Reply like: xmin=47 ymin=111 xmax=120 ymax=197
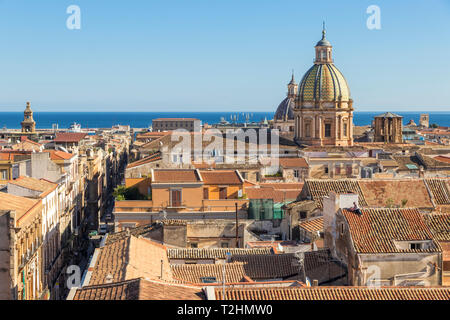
xmin=298 ymin=115 xmax=302 ymax=140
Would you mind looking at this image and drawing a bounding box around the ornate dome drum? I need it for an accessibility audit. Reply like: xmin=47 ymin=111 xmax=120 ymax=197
xmin=293 ymin=25 xmax=354 ymax=147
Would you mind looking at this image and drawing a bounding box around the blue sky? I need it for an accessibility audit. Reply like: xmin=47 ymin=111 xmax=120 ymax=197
xmin=0 ymin=0 xmax=449 ymax=112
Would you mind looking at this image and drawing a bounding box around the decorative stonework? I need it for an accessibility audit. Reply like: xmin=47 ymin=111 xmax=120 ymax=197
xmin=293 ymin=26 xmax=354 ymax=147
xmin=21 ymin=102 xmax=36 ymax=134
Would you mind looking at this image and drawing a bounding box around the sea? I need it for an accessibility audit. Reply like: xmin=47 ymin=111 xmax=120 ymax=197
xmin=0 ymin=111 xmax=449 ymax=129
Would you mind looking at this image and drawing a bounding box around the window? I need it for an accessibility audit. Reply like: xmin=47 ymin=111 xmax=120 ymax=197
xmin=203 ymin=188 xmax=209 ymax=200
xmin=294 ymin=170 xmax=299 ymax=178
xmin=0 ymin=170 xmax=7 ymax=180
xmin=325 ymin=123 xmax=332 ymax=137
xmin=219 ymin=187 xmax=227 ymax=200
xmin=190 ymin=243 xmax=198 ymax=248
xmin=343 ymin=123 xmax=348 ymax=137
xmin=299 ymin=211 xmax=307 ymax=220
xmin=324 ymin=166 xmax=329 ymax=174
xmin=335 ymin=165 xmax=341 ymax=175
xmin=340 ymin=223 xmax=345 ymax=236
xmin=346 ymin=165 xmax=353 ymax=176
xmin=221 ymin=242 xmax=229 ymax=248
xmin=305 ymin=123 xmax=311 ymax=138
xmin=410 ymin=243 xmax=422 ymax=250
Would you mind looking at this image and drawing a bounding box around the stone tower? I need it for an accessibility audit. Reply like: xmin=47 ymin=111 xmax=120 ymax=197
xmin=373 ymin=112 xmax=403 ymax=143
xmin=21 ymin=102 xmax=36 ymax=133
xmin=419 ymin=114 xmax=429 ymax=128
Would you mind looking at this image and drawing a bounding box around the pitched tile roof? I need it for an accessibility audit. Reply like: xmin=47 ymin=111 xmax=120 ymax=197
xmin=260 ymin=183 xmax=304 ymax=190
xmin=424 ymin=213 xmax=450 ymax=242
xmin=88 ymin=236 xmax=173 ymax=286
xmin=425 ymin=179 xmax=450 ymax=205
xmin=359 ymin=180 xmax=434 ymax=208
xmin=171 ymin=263 xmax=247 ymax=284
xmin=167 ymin=248 xmax=272 ymax=260
xmin=8 ymin=176 xmax=57 ymax=196
xmin=279 ymin=157 xmax=309 ymax=168
xmin=304 ymin=179 xmax=367 ymax=208
xmin=0 ymin=151 xmax=31 ymax=161
xmin=245 ymin=187 xmax=301 ymax=203
xmin=43 ymin=149 xmax=75 ymax=160
xmin=53 ymin=132 xmax=87 ymax=143
xmin=11 ymin=138 xmax=42 ymax=151
xmin=214 ymin=286 xmax=450 ymax=300
xmin=299 ymin=217 xmax=324 ymax=233
xmin=104 ymin=223 xmax=161 ymax=245
xmin=303 ymin=250 xmax=347 ymax=285
xmin=0 ymin=192 xmax=41 ymax=222
xmin=126 ymin=152 xmax=162 ymax=169
xmin=342 ymin=208 xmax=440 ymax=253
xmin=152 ymin=169 xmax=201 ymax=183
xmin=230 ymin=254 xmax=299 ymax=280
xmin=199 ymin=170 xmax=242 ymax=185
xmin=72 ymin=278 xmax=204 ymax=300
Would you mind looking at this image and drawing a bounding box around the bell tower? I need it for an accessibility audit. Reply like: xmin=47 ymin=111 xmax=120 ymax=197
xmin=287 ymin=71 xmax=298 ymax=99
xmin=21 ymin=101 xmax=36 ymax=133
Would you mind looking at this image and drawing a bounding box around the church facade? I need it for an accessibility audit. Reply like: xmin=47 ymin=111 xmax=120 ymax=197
xmin=292 ymin=27 xmax=354 ymax=147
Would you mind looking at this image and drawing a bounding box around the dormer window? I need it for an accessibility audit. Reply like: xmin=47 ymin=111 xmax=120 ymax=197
xmin=410 ymin=242 xmax=422 ymax=250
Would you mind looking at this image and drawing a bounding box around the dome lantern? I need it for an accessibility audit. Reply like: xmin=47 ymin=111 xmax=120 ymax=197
xmin=315 ymin=22 xmax=333 ymax=64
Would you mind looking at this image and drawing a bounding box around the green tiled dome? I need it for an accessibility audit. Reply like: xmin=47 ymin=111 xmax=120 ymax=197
xmin=298 ymin=64 xmax=350 ymax=102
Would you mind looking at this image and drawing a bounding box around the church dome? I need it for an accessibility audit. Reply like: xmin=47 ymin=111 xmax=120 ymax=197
xmin=298 ymin=63 xmax=350 ymax=102
xmin=274 ymin=97 xmax=295 ymax=121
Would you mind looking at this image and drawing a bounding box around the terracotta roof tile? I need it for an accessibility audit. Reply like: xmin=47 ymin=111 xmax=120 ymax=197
xmin=279 ymin=157 xmax=309 ymax=168
xmin=342 ymin=208 xmax=440 ymax=253
xmin=299 ymin=217 xmax=324 ymax=233
xmin=424 ymin=213 xmax=450 ymax=242
xmin=167 ymin=248 xmax=272 ymax=260
xmin=105 ymin=223 xmax=160 ymax=245
xmin=126 ymin=152 xmax=162 ymax=169
xmin=73 ymin=278 xmax=204 ymax=300
xmin=425 ymin=178 xmax=450 ymax=205
xmin=359 ymin=180 xmax=433 ymax=208
xmin=152 ymin=169 xmax=201 ymax=183
xmin=215 ymin=286 xmax=450 ymax=300
xmin=0 ymin=192 xmax=41 ymax=221
xmin=246 ymin=187 xmax=300 ymax=203
xmin=53 ymin=132 xmax=87 ymax=143
xmin=230 ymin=254 xmax=299 ymax=280
xmin=89 ymin=236 xmax=173 ymax=286
xmin=43 ymin=149 xmax=75 ymax=160
xmin=171 ymin=263 xmax=247 ymax=284
xmin=304 ymin=179 xmax=367 ymax=208
xmin=8 ymin=176 xmax=57 ymax=195
xmin=260 ymin=183 xmax=304 ymax=190
xmin=199 ymin=170 xmax=242 ymax=185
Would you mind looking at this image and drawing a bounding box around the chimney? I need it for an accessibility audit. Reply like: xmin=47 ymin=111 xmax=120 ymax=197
xmin=312 ymin=279 xmax=319 ymax=287
xmin=160 ymin=259 xmax=164 ymax=279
